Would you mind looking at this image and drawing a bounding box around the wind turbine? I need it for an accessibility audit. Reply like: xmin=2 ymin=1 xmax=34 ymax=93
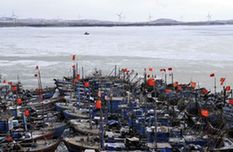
xmin=11 ymin=10 xmax=17 ymax=24
xmin=11 ymin=11 xmax=17 ymax=19
xmin=207 ymin=13 xmax=212 ymax=22
xmin=116 ymin=12 xmax=123 ymax=22
xmin=148 ymin=13 xmax=152 ymax=21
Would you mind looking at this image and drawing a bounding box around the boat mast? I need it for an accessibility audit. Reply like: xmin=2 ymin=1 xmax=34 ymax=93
xmin=35 ymin=66 xmax=44 ymax=124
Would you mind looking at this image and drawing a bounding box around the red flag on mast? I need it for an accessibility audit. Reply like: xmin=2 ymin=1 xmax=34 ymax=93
xmin=228 ymin=99 xmax=233 ymax=105
xmin=168 ymin=67 xmax=172 ymax=71
xmin=226 ymin=86 xmax=231 ymax=92
xmin=160 ymin=68 xmax=166 ymax=72
xmin=220 ymin=78 xmax=226 ymax=85
xmin=210 ymin=73 xmax=215 ymax=77
xmin=148 ymin=68 xmax=153 ymax=72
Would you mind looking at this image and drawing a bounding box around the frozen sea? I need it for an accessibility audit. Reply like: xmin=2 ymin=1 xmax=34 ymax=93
xmin=0 ymin=25 xmax=233 ymax=91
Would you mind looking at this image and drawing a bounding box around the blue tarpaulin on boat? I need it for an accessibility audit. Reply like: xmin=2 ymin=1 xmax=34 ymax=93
xmin=108 ymin=120 xmax=119 ymax=126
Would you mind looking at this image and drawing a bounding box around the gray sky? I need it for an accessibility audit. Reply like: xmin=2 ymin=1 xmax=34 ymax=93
xmin=0 ymin=0 xmax=233 ymax=22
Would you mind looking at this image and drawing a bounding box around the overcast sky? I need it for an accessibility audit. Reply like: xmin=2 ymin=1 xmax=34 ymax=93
xmin=0 ymin=0 xmax=232 ymax=22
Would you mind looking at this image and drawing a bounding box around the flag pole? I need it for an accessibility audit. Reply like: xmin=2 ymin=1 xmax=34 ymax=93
xmin=144 ymin=68 xmax=147 ymax=84
xmin=165 ymin=72 xmax=167 ymax=85
xmin=214 ymin=76 xmax=216 ymax=94
xmin=223 ymin=86 xmax=226 ymax=105
xmin=171 ymin=72 xmax=174 ymax=84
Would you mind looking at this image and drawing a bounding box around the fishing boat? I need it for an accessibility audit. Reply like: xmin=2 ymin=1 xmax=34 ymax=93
xmin=69 ymin=119 xmax=99 ymax=135
xmin=63 ymin=108 xmax=89 ymax=120
xmin=45 ymin=122 xmax=67 ymax=138
xmin=2 ymin=139 xmax=61 ymax=152
xmin=84 ymin=32 xmax=90 ymax=35
xmin=63 ymin=136 xmax=100 ymax=152
xmin=17 ymin=129 xmax=55 ymax=142
xmin=55 ymin=102 xmax=75 ymax=113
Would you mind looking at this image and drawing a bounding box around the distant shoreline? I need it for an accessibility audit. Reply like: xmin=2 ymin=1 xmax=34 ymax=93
xmin=1 ymin=18 xmax=233 ymax=27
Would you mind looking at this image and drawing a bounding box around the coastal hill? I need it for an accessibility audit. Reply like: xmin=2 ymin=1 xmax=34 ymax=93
xmin=0 ymin=17 xmax=233 ymax=27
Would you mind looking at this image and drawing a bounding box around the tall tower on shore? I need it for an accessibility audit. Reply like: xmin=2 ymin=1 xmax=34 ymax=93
xmin=116 ymin=12 xmax=123 ymax=22
xmin=11 ymin=11 xmax=17 ymax=24
xmin=207 ymin=13 xmax=212 ymax=22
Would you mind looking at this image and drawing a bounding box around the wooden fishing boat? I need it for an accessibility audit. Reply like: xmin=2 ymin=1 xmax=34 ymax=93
xmin=63 ymin=136 xmax=100 ymax=152
xmin=63 ymin=109 xmax=89 ymax=120
xmin=2 ymin=139 xmax=61 ymax=152
xmin=45 ymin=122 xmax=67 ymax=138
xmin=18 ymin=129 xmax=55 ymax=142
xmin=69 ymin=119 xmax=99 ymax=135
xmin=210 ymin=138 xmax=233 ymax=151
xmin=0 ymin=114 xmax=14 ymax=133
xmin=27 ymin=99 xmax=57 ymax=110
xmin=55 ymin=102 xmax=75 ymax=112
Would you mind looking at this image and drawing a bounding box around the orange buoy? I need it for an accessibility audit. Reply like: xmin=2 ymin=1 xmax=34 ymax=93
xmin=147 ymin=78 xmax=155 ymax=87
xmin=16 ymin=98 xmax=22 ymax=105
xmin=201 ymin=88 xmax=209 ymax=95
xmin=200 ymin=109 xmax=209 ymax=118
xmin=95 ymin=99 xmax=102 ymax=109
xmin=24 ymin=109 xmax=30 ymax=117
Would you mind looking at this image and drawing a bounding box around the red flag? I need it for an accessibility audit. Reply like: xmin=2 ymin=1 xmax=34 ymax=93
xmin=160 ymin=68 xmax=166 ymax=72
xmin=16 ymin=98 xmax=22 ymax=105
xmin=226 ymin=86 xmax=231 ymax=92
xmin=201 ymin=88 xmax=209 ymax=95
xmin=76 ymin=74 xmax=80 ymax=81
xmin=122 ymin=68 xmax=129 ymax=73
xmin=95 ymin=99 xmax=102 ymax=109
xmin=220 ymin=78 xmax=226 ymax=85
xmin=149 ymin=68 xmax=153 ymax=72
xmin=200 ymin=109 xmax=209 ymax=117
xmin=24 ymin=109 xmax=30 ymax=117
xmin=84 ymin=81 xmax=90 ymax=88
xmin=210 ymin=73 xmax=215 ymax=77
xmin=168 ymin=67 xmax=172 ymax=71
xmin=147 ymin=78 xmax=155 ymax=87
xmin=228 ymin=99 xmax=233 ymax=105
xmin=8 ymin=82 xmax=13 ymax=85
xmin=11 ymin=86 xmax=17 ymax=91
xmin=121 ymin=68 xmax=128 ymax=73
xmin=72 ymin=55 xmax=76 ymax=61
